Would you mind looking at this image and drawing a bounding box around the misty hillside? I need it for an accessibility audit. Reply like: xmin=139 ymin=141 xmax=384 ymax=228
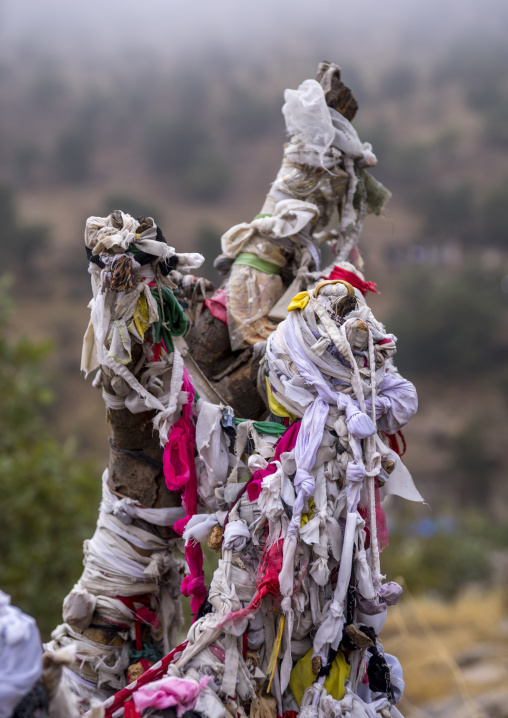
xmin=1 ymin=7 xmax=508 ymax=707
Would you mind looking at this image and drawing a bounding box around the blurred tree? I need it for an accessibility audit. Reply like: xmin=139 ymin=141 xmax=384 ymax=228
xmin=170 ymin=69 xmax=209 ymax=116
xmin=499 ymin=364 xmax=508 ymax=410
xmin=362 ymin=127 xmax=431 ymax=191
xmin=12 ymin=143 xmax=43 ymax=186
xmin=411 ymin=182 xmax=477 ymax=246
xmin=53 ymin=129 xmax=94 ymax=183
xmin=0 ymin=184 xmax=17 ymax=232
xmin=380 ymin=65 xmax=418 ymax=100
xmin=29 ymin=66 xmax=69 ymax=112
xmin=0 ymin=280 xmax=100 ymax=638
xmin=222 ymin=86 xmax=282 ymax=140
xmin=484 ymin=102 xmax=508 ymax=149
xmin=195 ymin=222 xmax=223 ymax=286
xmin=465 ymin=77 xmax=505 ymax=113
xmin=388 ymin=267 xmax=508 ymax=377
xmin=382 ymin=521 xmax=492 ymax=597
xmin=436 ymin=40 xmax=508 ymax=90
xmin=183 ymin=147 xmax=232 ymax=201
xmin=450 ymin=419 xmax=498 ymax=507
xmin=143 ymin=115 xmax=210 ymax=175
xmin=0 ymin=185 xmax=48 ymax=277
xmin=479 ymin=177 xmax=508 ymax=246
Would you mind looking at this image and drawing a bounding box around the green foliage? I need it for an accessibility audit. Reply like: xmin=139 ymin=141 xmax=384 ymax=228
xmin=0 ymin=280 xmax=100 ymax=638
xmin=479 ymin=177 xmax=508 ymax=245
xmin=436 ymin=40 xmax=508 ymax=90
xmin=0 ymin=185 xmax=48 ymax=272
xmin=383 ymin=512 xmax=508 ymax=597
xmin=12 ymin=144 xmax=43 ymax=185
xmin=143 ymin=116 xmax=210 ymax=175
xmin=361 ymin=128 xmax=431 ymax=191
xmin=449 ymin=419 xmax=498 ymax=506
xmin=29 ymin=67 xmax=68 ymax=112
xmin=365 ymin=124 xmax=507 ymax=251
xmin=410 ymin=182 xmax=476 ymax=246
xmin=0 ymin=184 xmax=17 ymax=231
xmin=53 ymin=129 xmax=94 ymax=183
xmin=465 ymin=78 xmax=505 ymax=113
xmin=388 ymin=266 xmax=508 ymax=377
xmin=383 ymin=528 xmax=488 ymax=597
xmin=143 ymin=115 xmax=232 ymax=200
xmin=498 ymin=365 xmax=508 ymax=410
xmin=182 ymin=148 xmax=232 ymax=202
xmin=195 ymin=222 xmax=223 ymax=285
xmin=484 ymin=101 xmax=508 ymax=149
xmin=380 ymin=66 xmax=418 ymax=101
xmin=222 ymin=86 xmax=282 ymax=140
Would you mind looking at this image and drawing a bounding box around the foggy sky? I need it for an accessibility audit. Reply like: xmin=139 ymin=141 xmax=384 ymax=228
xmin=2 ymin=0 xmax=507 ymax=69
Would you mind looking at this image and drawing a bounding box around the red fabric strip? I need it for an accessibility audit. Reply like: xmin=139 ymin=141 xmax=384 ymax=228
xmin=247 ymin=422 xmax=301 ymax=502
xmin=124 ymin=700 xmax=141 ymax=718
xmin=385 ymin=430 xmax=407 ymax=457
xmin=324 ymin=266 xmax=380 ymax=295
xmin=104 ymin=641 xmax=188 ymax=717
xmin=115 ymin=595 xmax=159 ymax=651
xmin=219 ymin=540 xmax=284 ymax=627
xmin=359 ymin=480 xmax=389 ymax=552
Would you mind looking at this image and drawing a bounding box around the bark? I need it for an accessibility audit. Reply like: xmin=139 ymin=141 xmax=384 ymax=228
xmin=186 ymin=308 xmax=267 ymax=421
xmin=79 ymin=351 xmax=181 ymax=649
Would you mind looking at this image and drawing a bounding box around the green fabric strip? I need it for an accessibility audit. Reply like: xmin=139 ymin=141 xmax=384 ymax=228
xmin=233 ymin=252 xmax=281 ymax=275
xmin=150 ymin=286 xmax=188 ymax=353
xmin=235 ymin=418 xmax=287 ymax=437
xmin=254 ymin=213 xmax=273 ymax=220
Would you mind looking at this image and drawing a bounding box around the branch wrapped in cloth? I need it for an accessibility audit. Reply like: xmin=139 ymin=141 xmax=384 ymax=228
xmin=104 ymin=278 xmax=420 ymax=716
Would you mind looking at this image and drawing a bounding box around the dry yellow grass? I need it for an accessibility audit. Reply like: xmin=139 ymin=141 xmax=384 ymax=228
xmin=381 ymin=580 xmax=508 ymax=717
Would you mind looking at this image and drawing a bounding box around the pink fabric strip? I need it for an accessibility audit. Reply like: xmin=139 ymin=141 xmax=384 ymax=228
xmin=133 ymin=676 xmax=210 ymax=715
xmin=163 ymin=369 xmax=206 ymax=617
xmin=247 ymin=422 xmax=301 ymax=502
xmin=204 ymin=287 xmax=228 ymax=325
xmin=104 ymin=641 xmax=188 ymax=716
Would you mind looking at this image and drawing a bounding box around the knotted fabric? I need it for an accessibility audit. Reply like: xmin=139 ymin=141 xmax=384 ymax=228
xmin=164 ymin=370 xmax=206 ymax=618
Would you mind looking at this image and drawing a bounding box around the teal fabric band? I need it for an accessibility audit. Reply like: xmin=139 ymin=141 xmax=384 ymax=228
xmin=235 ymin=418 xmax=288 ymax=437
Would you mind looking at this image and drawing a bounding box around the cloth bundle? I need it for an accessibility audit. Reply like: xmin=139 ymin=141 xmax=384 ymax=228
xmin=46 ymin=469 xmax=187 ymax=695
xmin=46 ymin=210 xmax=207 ymax=699
xmin=103 ymin=279 xmax=421 ymax=718
xmin=81 ymin=210 xmax=203 ymax=446
xmin=210 ymin=77 xmax=390 ymax=351
xmin=221 ymin=199 xmax=320 ymax=350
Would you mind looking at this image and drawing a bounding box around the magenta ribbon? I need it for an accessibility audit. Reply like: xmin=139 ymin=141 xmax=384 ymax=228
xmin=163 ymin=369 xmax=206 ymax=618
xmin=247 ymin=422 xmax=301 ymax=502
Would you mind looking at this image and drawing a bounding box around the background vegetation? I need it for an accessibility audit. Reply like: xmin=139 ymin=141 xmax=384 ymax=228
xmin=0 ymin=280 xmax=100 ymax=637
xmin=0 ymin=2 xmax=508 ymax=641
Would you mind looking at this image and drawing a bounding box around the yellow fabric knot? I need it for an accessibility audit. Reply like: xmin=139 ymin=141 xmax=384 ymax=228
xmin=289 ymin=648 xmax=350 ymax=705
xmin=300 ymin=499 xmax=315 ymax=527
xmin=266 ymin=378 xmax=296 ymax=421
xmin=266 ymin=614 xmax=285 ymax=693
xmin=128 ymin=294 xmax=150 ymax=339
xmin=288 ymin=280 xmax=355 ymax=313
xmin=287 ymin=291 xmax=310 ymax=312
